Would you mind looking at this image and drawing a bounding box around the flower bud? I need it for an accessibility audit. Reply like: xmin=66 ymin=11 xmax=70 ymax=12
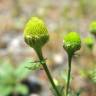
xmin=83 ymin=37 xmax=94 ymax=49
xmin=90 ymin=21 xmax=96 ymax=36
xmin=63 ymin=32 xmax=81 ymax=55
xmin=24 ymin=17 xmax=49 ymax=50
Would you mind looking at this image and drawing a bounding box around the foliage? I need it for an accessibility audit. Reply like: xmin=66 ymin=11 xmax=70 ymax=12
xmin=88 ymin=68 xmax=96 ymax=83
xmin=80 ymin=68 xmax=96 ymax=84
xmin=0 ymin=58 xmax=41 ymax=95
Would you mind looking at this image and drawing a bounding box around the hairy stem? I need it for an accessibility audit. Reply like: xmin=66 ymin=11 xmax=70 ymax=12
xmin=35 ymin=48 xmax=61 ymax=96
xmin=66 ymin=54 xmax=72 ymax=96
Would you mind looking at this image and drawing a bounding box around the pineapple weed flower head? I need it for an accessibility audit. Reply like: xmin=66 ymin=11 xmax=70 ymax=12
xmin=90 ymin=21 xmax=96 ymax=36
xmin=63 ymin=32 xmax=81 ymax=96
xmin=83 ymin=37 xmax=94 ymax=49
xmin=63 ymin=32 xmax=81 ymax=56
xmin=24 ymin=17 xmax=49 ymax=51
xmin=24 ymin=17 xmax=61 ymax=96
xmin=23 ymin=17 xmax=82 ymax=96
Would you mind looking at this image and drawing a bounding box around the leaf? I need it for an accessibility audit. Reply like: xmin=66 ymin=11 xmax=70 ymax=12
xmin=25 ymin=61 xmax=41 ymax=70
xmin=0 ymin=60 xmax=14 ymax=77
xmin=0 ymin=60 xmax=15 ymax=85
xmin=15 ymin=58 xmax=41 ymax=80
xmin=0 ymin=85 xmax=13 ymax=96
xmin=15 ymin=84 xmax=28 ymax=95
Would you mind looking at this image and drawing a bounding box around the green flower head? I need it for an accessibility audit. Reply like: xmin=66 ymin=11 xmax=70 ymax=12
xmin=24 ymin=17 xmax=49 ymax=50
xmin=89 ymin=21 xmax=96 ymax=35
xmin=63 ymin=32 xmax=81 ymax=55
xmin=83 ymin=37 xmax=94 ymax=49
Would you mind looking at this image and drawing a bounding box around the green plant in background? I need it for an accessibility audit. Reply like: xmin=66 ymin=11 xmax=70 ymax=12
xmin=24 ymin=17 xmax=61 ymax=96
xmin=83 ymin=37 xmax=94 ymax=49
xmin=88 ymin=68 xmax=96 ymax=84
xmin=63 ymin=32 xmax=81 ymax=96
xmin=80 ymin=68 xmax=96 ymax=85
xmin=89 ymin=21 xmax=96 ymax=37
xmin=0 ymin=59 xmax=35 ymax=96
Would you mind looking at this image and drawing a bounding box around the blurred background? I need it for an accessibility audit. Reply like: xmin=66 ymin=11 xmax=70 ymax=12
xmin=0 ymin=0 xmax=96 ymax=96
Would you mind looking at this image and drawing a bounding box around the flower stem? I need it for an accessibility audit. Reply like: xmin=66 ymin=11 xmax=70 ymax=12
xmin=35 ymin=48 xmax=61 ymax=96
xmin=66 ymin=54 xmax=72 ymax=96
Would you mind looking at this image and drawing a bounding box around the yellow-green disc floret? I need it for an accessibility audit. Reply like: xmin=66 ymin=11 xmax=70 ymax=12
xmin=24 ymin=17 xmax=49 ymax=50
xmin=63 ymin=32 xmax=81 ymax=55
xmin=90 ymin=21 xmax=96 ymax=35
xmin=83 ymin=37 xmax=94 ymax=49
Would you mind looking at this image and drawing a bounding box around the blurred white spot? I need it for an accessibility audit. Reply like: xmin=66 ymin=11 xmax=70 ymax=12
xmin=30 ymin=94 xmax=39 ymax=96
xmin=8 ymin=36 xmax=21 ymax=53
xmin=53 ymin=53 xmax=63 ymax=64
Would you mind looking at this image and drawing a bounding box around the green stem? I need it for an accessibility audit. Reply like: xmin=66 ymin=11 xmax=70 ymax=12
xmin=66 ymin=54 xmax=72 ymax=96
xmin=35 ymin=48 xmax=61 ymax=96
